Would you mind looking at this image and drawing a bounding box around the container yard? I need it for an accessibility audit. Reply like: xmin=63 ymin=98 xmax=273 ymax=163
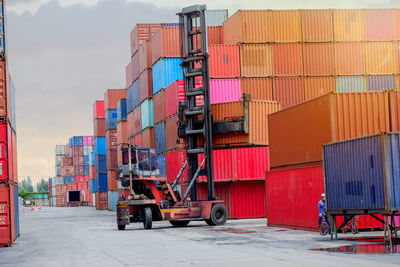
xmin=3 ymin=1 xmax=400 ymax=265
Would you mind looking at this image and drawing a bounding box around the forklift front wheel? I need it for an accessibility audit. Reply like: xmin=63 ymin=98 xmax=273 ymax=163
xmin=206 ymin=203 xmax=228 ymax=226
xmin=170 ymin=220 xmax=191 ymax=227
xmin=118 ymin=225 xmax=126 ymax=231
xmin=143 ymin=207 xmax=152 ymax=230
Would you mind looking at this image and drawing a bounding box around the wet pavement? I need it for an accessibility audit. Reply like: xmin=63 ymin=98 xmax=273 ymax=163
xmin=0 ymin=206 xmax=400 ymax=266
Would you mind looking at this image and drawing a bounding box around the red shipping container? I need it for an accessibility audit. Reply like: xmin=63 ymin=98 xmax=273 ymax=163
xmin=195 ymin=182 xmax=232 ymax=217
xmin=65 ymin=143 xmax=70 ymax=155
xmin=104 ymin=89 xmax=126 ymax=111
xmin=267 ymin=165 xmax=324 ymax=231
xmin=142 ymin=128 xmax=155 ymax=148
xmin=89 ymin=166 xmax=96 ymax=179
xmin=131 ymin=52 xmax=140 ymax=83
xmin=93 ymin=118 xmax=106 ymax=137
xmin=139 ymin=69 xmax=153 ymax=102
xmin=165 ymin=115 xmax=183 ymax=151
xmin=117 ymin=144 xmax=122 ymax=169
xmin=106 ymin=129 xmax=118 ymax=150
xmin=107 ymin=170 xmax=118 ymax=191
xmin=230 ymin=181 xmax=266 ymax=219
xmin=165 ymin=149 xmax=188 ymax=183
xmin=151 ymin=26 xmax=181 ymax=65
xmin=74 ymin=166 xmax=84 ymax=176
xmin=10 ymin=127 xmax=17 ymax=184
xmin=73 ymin=156 xmax=84 ymax=166
xmin=272 ymin=77 xmax=305 ymax=109
xmin=93 ymin=100 xmax=105 ymax=119
xmin=153 ymin=90 xmax=165 ymax=124
xmin=198 ymin=147 xmax=269 ymax=182
xmin=61 ymin=166 xmax=74 ymax=176
xmin=138 ymin=40 xmax=152 ymax=75
xmin=127 ymin=112 xmax=134 ymax=138
xmin=207 ymin=26 xmax=223 ymax=45
xmin=133 ymin=134 xmax=142 ymax=147
xmin=130 ymin=23 xmax=163 ymax=56
xmin=106 ymin=149 xmax=117 ymax=171
xmin=95 ymin=191 xmax=108 ymax=210
xmin=116 ymin=121 xmax=128 ymax=145
xmin=133 ymin=107 xmax=141 ymax=135
xmin=71 ymin=146 xmax=83 ymax=157
xmin=208 ymin=45 xmax=240 ymax=78
xmin=0 ymin=184 xmax=17 ymax=247
xmin=273 ymin=43 xmax=303 ymax=76
xmin=126 ymin=62 xmax=133 ymax=88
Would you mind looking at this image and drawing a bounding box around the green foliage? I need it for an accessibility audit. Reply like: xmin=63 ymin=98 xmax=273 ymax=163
xmin=36 ymin=179 xmax=49 ymax=192
xmin=18 ymin=187 xmax=29 ymax=198
xmin=20 ymin=177 xmax=34 ymax=192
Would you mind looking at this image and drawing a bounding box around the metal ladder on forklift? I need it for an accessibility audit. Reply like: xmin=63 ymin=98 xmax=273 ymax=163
xmin=175 ymin=5 xmax=215 ymax=202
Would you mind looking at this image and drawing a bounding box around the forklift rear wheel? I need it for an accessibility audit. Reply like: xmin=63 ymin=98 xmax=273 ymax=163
xmin=169 ymin=220 xmax=191 ymax=227
xmin=118 ymin=225 xmax=126 ymax=231
xmin=206 ymin=204 xmax=228 ymax=226
xmin=143 ymin=207 xmax=152 ymax=229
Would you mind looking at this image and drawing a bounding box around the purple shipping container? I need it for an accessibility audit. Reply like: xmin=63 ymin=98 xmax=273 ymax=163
xmin=210 ymin=79 xmax=241 ymax=104
xmin=83 ymin=136 xmax=93 ymax=146
xmin=367 ymin=75 xmax=396 ymax=91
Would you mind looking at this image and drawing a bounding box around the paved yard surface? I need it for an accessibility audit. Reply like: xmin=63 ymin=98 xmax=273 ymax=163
xmin=0 ymin=206 xmax=399 ymax=266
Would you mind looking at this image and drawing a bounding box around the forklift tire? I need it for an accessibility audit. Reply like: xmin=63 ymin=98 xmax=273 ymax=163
xmin=118 ymin=225 xmax=126 ymax=231
xmin=143 ymin=207 xmax=152 ymax=230
xmin=169 ymin=220 xmax=191 ymax=227
xmin=206 ymin=204 xmax=228 ymax=226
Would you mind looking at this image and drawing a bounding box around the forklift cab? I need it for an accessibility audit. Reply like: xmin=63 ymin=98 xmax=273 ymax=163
xmin=121 ymin=146 xmax=160 ymax=178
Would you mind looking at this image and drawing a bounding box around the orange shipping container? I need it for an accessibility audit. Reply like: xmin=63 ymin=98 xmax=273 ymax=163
xmin=365 ymin=42 xmax=397 ymax=74
xmin=133 ymin=106 xmax=141 ymax=136
xmin=272 ymin=43 xmax=302 ymax=76
xmin=302 ymin=9 xmax=333 ymax=42
xmin=153 ymin=90 xmax=165 ymax=124
xmin=107 ymin=170 xmax=118 ymax=191
xmin=127 ymin=112 xmax=134 ymax=138
xmin=131 ymin=52 xmax=140 ymax=82
xmin=394 ymin=10 xmax=400 ymax=40
xmin=268 ymin=91 xmax=390 ymax=168
xmin=125 ymin=62 xmax=133 ymax=88
xmin=116 ymin=121 xmax=128 ymax=145
xmin=388 ymin=90 xmax=400 ymax=132
xmin=138 ymin=40 xmax=152 ymax=75
xmin=334 ymin=9 xmax=365 ymax=41
xmin=270 ymin=10 xmax=302 ymax=42
xmin=151 ymin=27 xmax=180 ymax=65
xmin=304 ymin=76 xmax=335 ymax=101
xmin=141 ymin=128 xmax=155 ymax=148
xmin=208 ymin=45 xmax=240 ymax=78
xmin=207 ymin=26 xmax=223 ymax=45
xmin=334 ymin=42 xmax=365 ymax=75
xmin=240 ymin=44 xmax=272 ymax=77
xmin=104 ymin=89 xmax=126 ymax=111
xmin=130 ymin=24 xmax=162 ymax=56
xmin=0 ymin=62 xmax=6 ymax=117
xmin=303 ymin=43 xmax=334 ymax=76
xmin=210 ymin=99 xmax=280 ymax=147
xmin=222 ymin=10 xmax=270 ymax=44
xmin=139 ymin=69 xmax=153 ymax=102
xmin=240 ymin=78 xmax=273 ymax=100
xmin=272 ymin=77 xmax=304 ymax=109
xmin=365 ymin=9 xmax=394 ymax=41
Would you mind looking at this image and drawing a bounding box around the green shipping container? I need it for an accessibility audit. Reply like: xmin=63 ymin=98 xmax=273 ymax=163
xmin=141 ymin=99 xmax=154 ymax=130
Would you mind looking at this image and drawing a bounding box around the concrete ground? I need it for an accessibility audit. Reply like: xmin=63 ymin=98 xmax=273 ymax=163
xmin=0 ymin=206 xmax=399 ymax=266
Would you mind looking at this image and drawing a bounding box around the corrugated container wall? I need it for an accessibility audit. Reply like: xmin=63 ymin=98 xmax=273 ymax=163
xmin=240 ymin=44 xmax=272 ymax=77
xmin=240 ymin=78 xmax=273 ymax=100
xmin=138 ymin=40 xmax=152 ymax=74
xmin=272 ymin=43 xmax=302 ymax=76
xmin=336 ymin=76 xmax=366 ymax=92
xmin=130 ymin=24 xmax=162 ymax=56
xmin=141 ymin=99 xmax=154 ymax=130
xmin=302 ymin=10 xmax=333 ymax=42
xmin=270 ymin=10 xmax=302 ymax=42
xmin=205 ymin=9 xmax=228 ymax=26
xmin=303 ymin=43 xmax=334 ymax=76
xmin=139 ymin=69 xmax=152 ymax=102
xmin=304 ymin=77 xmax=335 ymax=101
xmin=104 ymin=89 xmax=126 ymax=111
xmin=334 ymin=42 xmax=365 ymax=75
xmin=210 ymin=79 xmax=241 ymax=104
xmin=272 ymin=77 xmax=304 ymax=109
xmin=333 ymin=9 xmax=365 ymax=41
xmin=151 ymin=27 xmax=180 ymax=65
xmin=365 ymin=42 xmax=397 ymax=74
xmin=152 ymin=58 xmax=183 ymax=94
xmin=209 ymin=45 xmax=240 ymax=78
xmin=365 ymin=9 xmax=394 ymax=41
xmin=367 ymin=75 xmax=396 ymax=91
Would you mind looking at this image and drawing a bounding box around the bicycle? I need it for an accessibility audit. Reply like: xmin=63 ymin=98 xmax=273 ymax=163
xmin=319 ymin=212 xmax=330 ymax=236
xmin=341 ymin=216 xmax=358 ymax=234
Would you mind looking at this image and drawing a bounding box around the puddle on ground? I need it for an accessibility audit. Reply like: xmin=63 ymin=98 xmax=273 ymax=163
xmin=310 ymin=243 xmax=400 ymax=254
xmin=274 ymin=229 xmax=288 ymax=232
xmin=215 ymin=228 xmax=256 ymax=234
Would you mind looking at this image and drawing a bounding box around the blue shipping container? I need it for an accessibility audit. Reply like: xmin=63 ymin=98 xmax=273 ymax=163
xmin=63 ymin=176 xmax=75 ymax=184
xmin=141 ymin=99 xmax=154 ymax=130
xmin=154 ymin=122 xmax=166 ymax=154
xmin=96 ymin=173 xmax=108 ymax=192
xmin=94 ymin=137 xmax=107 ymax=155
xmin=69 ymin=136 xmax=83 ymax=147
xmin=89 ymin=152 xmax=95 ymax=166
xmin=157 ymin=155 xmax=166 ymax=177
xmin=13 ymin=185 xmax=19 ymax=238
xmin=152 ymin=58 xmax=183 ymax=95
xmin=84 ymin=165 xmax=90 ymax=175
xmin=323 ymin=133 xmax=400 ymax=214
xmin=83 ymin=146 xmax=92 ymax=156
xmin=107 ymin=191 xmax=118 ymax=211
xmin=126 ymin=80 xmax=140 ymax=113
xmin=89 ymin=180 xmax=95 ymax=193
xmin=117 ymin=99 xmax=127 ymax=122
xmin=83 ymin=155 xmax=89 ymax=165
xmin=105 ymin=109 xmax=118 ymax=131
xmin=95 ymin=155 xmax=107 ymax=173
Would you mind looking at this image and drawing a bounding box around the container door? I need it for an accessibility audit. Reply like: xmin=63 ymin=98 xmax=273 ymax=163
xmin=0 ymin=185 xmax=11 ymax=246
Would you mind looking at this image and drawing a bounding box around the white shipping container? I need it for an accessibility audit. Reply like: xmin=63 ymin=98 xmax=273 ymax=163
xmin=206 ymin=9 xmax=228 ymax=26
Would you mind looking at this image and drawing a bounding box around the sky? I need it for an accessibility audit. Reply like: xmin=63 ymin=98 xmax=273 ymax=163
xmin=7 ymin=0 xmax=400 ymax=184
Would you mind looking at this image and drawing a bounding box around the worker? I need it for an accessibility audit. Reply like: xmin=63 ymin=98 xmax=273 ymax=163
xmin=318 ymin=193 xmax=331 ymax=233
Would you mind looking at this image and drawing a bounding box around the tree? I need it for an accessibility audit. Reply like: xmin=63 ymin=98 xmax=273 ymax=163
xmin=36 ymin=179 xmax=49 ymax=192
xmin=18 ymin=187 xmax=29 ymax=199
xmin=21 ymin=177 xmax=33 ymax=192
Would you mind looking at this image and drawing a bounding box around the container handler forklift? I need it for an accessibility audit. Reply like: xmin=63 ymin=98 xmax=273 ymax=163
xmin=116 ymin=5 xmax=247 ymax=230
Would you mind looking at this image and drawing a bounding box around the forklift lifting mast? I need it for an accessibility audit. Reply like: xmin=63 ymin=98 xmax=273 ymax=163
xmin=116 ymin=5 xmax=234 ymax=230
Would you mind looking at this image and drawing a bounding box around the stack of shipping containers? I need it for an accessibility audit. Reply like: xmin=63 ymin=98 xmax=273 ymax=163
xmin=0 ymin=0 xmax=19 ymax=247
xmin=93 ymin=100 xmax=108 ymax=210
xmin=51 ymin=145 xmax=66 ymax=206
xmin=265 ymin=9 xmax=400 ymax=230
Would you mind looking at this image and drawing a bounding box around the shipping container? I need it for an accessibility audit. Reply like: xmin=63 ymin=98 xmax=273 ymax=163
xmin=125 ymin=62 xmax=133 ymax=88
xmin=95 ymin=155 xmax=107 ymax=173
xmin=272 ymin=77 xmax=304 ymax=109
xmin=230 ymin=181 xmax=266 ymax=219
xmin=389 ymin=91 xmax=400 ymax=132
xmin=138 ymin=40 xmax=151 ymax=74
xmin=240 ymin=78 xmax=273 ymax=101
xmin=334 ymin=42 xmax=365 ymax=75
xmin=367 ymin=75 xmax=396 ymax=91
xmin=104 ymin=89 xmax=126 ymax=111
xmin=83 ymin=136 xmax=93 ymax=146
xmin=323 ymin=133 xmax=400 ymax=214
xmin=222 ymin=10 xmax=270 ymax=44
xmin=333 ymin=9 xmax=365 ymax=41
xmin=394 ymin=9 xmax=400 ymax=40
xmin=133 ymin=106 xmax=141 ymax=135
xmin=153 ymin=90 xmax=165 ymax=124
xmin=336 ymin=76 xmax=366 ymax=92
xmin=139 ymin=69 xmax=153 ymax=102
xmin=303 ymin=43 xmax=334 ymax=76
xmin=268 ymin=91 xmax=390 ymax=168
xmin=96 ymin=173 xmax=108 ymax=192
xmin=69 ymin=136 xmax=83 ymax=147
xmin=131 ymin=51 xmax=140 ymax=82
xmin=152 ymin=58 xmax=183 ymax=94
xmin=207 ymin=26 xmax=223 ymax=45
xmin=165 ymin=115 xmax=182 ymax=151
xmin=239 ymin=44 xmax=272 ymax=77
xmin=270 ymin=10 xmax=302 ymax=42
xmin=93 ymin=100 xmax=105 ymax=119
xmin=71 ymin=146 xmax=83 ymax=156
xmin=95 ymin=191 xmax=108 ymax=210
xmin=55 ymin=145 xmax=66 ymax=155
xmin=272 ymin=43 xmax=302 ymax=77
xmin=94 ymin=137 xmax=106 ymax=155
xmin=127 ymin=112 xmax=134 ymax=138
xmin=130 ymin=24 xmax=163 ymax=56
xmin=141 ymin=128 xmax=155 ymax=148
xmin=107 ymin=191 xmax=118 ymax=211
xmin=302 ymin=10 xmax=333 ymax=42
xmin=0 ymin=62 xmax=6 ymax=117
xmin=165 ymin=149 xmax=188 ymax=183
xmin=107 ymin=170 xmax=118 ymax=191
xmin=106 ymin=129 xmax=117 ymax=150
xmin=0 ymin=184 xmax=19 ymax=246
xmin=141 ymin=99 xmax=154 ymax=130
xmin=117 ymin=99 xmax=127 ymax=122
xmin=154 ymin=122 xmax=166 ymax=155
xmin=106 ymin=149 xmax=117 ymax=171
xmin=211 ymin=99 xmax=280 ymax=147
xmin=205 ymin=9 xmax=228 ymax=26
xmin=93 ymin=118 xmax=105 ymax=137
xmin=194 ymin=182 xmax=232 ymax=217
xmin=126 ymin=80 xmax=140 ymax=114
xmin=105 ymin=109 xmax=118 ymax=131
xmin=133 ymin=133 xmax=142 ymax=147
xmin=116 ymin=121 xmax=128 ymax=145
xmin=365 ymin=42 xmax=397 ymax=74
xmin=209 ymin=45 xmax=240 ymax=78
xmin=157 ymin=155 xmax=166 ymax=177
xmin=304 ymin=76 xmax=335 ymax=101
xmin=267 ymin=166 xmax=324 ymax=231
xmin=210 ymin=79 xmax=241 ymax=104
xmin=151 ymin=26 xmax=180 ymax=65
xmin=365 ymin=9 xmax=394 ymax=41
